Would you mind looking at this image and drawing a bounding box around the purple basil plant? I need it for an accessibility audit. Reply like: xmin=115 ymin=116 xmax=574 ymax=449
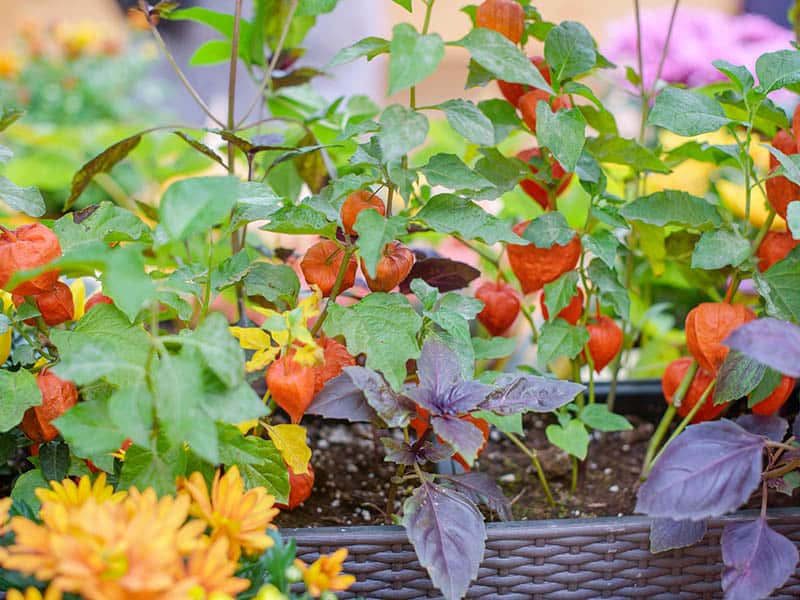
xmin=636 ymin=318 xmax=800 ymax=600
xmin=605 ymin=6 xmax=795 ymax=103
xmin=309 ymin=337 xmax=584 ymax=600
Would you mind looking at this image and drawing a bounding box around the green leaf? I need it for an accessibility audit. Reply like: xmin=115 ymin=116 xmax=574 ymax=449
xmin=584 ymin=135 xmax=670 ymax=173
xmin=478 ymin=99 xmax=523 ymax=144
xmin=66 ymin=133 xmax=143 ymax=210
xmin=189 ymin=39 xmax=232 ymax=65
xmin=579 ymin=404 xmax=632 ymax=432
xmin=118 ymin=443 xmax=186 ymax=496
xmin=763 ymin=146 xmax=800 ymax=187
xmin=788 ymin=201 xmax=800 ymax=239
xmin=388 ymin=23 xmax=444 ymax=95
xmin=472 ymin=410 xmax=522 ymax=435
xmin=378 ymin=104 xmax=429 ymax=163
xmin=472 ymin=336 xmax=516 ymax=360
xmin=12 ymin=469 xmax=48 ymax=512
xmin=51 ymin=304 xmax=150 ymax=387
xmin=759 ymin=246 xmax=800 ymax=321
xmin=235 ymin=182 xmax=283 ymax=224
xmin=755 ymin=50 xmax=800 ymax=93
xmin=542 ymin=271 xmax=579 ymax=322
xmin=0 ymin=369 xmax=41 ymax=433
xmin=324 ymin=293 xmax=422 ymax=389
xmin=421 ymin=154 xmax=495 ymax=195
xmin=581 ymin=230 xmax=620 ymax=269
xmin=54 ymin=202 xmax=150 ymax=251
xmin=416 ymin=194 xmax=524 ymax=245
xmin=455 ymin=28 xmax=552 ymax=93
xmin=174 ymin=131 xmax=226 ymax=168
xmin=578 ymin=105 xmax=619 ymax=136
xmin=713 ymin=351 xmax=767 ymax=405
xmin=260 ymin=202 xmax=336 ymax=237
xmin=647 ymin=87 xmax=732 ymax=136
xmin=587 ymin=259 xmax=630 ymax=319
xmin=185 ymin=313 xmax=245 ymax=388
xmin=108 ymin=385 xmax=153 ymax=448
xmin=297 ymin=0 xmax=338 ymax=15
xmin=544 ymin=21 xmax=597 ymax=83
xmin=392 ymin=0 xmax=413 ymax=10
xmin=538 ymin=319 xmax=589 ymax=367
xmin=437 ymin=99 xmax=495 ymax=146
xmin=535 ymin=105 xmax=586 ymax=172
xmin=54 ymin=398 xmax=128 ymax=458
xmin=328 ymin=36 xmax=390 ymax=67
xmin=749 ymin=368 xmax=783 ymax=407
xmin=101 ymin=245 xmax=156 ymax=322
xmin=0 ymin=106 xmax=23 ymax=132
xmin=473 ymin=148 xmax=529 ymax=193
xmin=520 ymin=212 xmax=575 ymax=248
xmin=691 ymin=229 xmax=750 ymax=270
xmin=713 ymin=60 xmax=754 ymax=94
xmin=619 ymin=190 xmax=722 ymax=229
xmin=243 ymin=262 xmax=300 ymax=312
xmin=158 ymin=176 xmax=240 ymax=242
xmin=0 ymin=176 xmax=45 ymax=217
xmin=546 ymin=419 xmax=589 ymax=459
xmin=229 ymin=436 xmax=290 ymax=503
xmin=354 ymin=211 xmax=407 ymax=278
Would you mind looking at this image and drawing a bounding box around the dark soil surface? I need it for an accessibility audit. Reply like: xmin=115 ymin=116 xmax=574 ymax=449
xmin=274 ymin=413 xmax=656 ymax=528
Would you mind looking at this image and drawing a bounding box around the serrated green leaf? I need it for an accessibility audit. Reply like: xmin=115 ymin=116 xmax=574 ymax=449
xmin=158 ymin=176 xmax=239 ymax=242
xmin=581 ymin=230 xmax=619 ymax=269
xmin=713 ymin=60 xmax=754 ymax=94
xmin=478 ymin=98 xmax=523 ymax=143
xmin=619 ymin=190 xmax=722 ymax=229
xmin=535 ymin=105 xmax=585 ymax=172
xmin=0 ymin=176 xmax=45 ymax=217
xmin=54 ymin=398 xmax=128 ymax=459
xmin=647 ymin=87 xmax=732 ymax=136
xmin=217 ymin=424 xmax=290 ymax=502
xmin=260 ymin=202 xmax=336 ymax=237
xmin=118 ymin=443 xmax=186 ymax=496
xmin=755 ymin=50 xmax=800 ymax=93
xmin=378 ymin=104 xmax=429 ymax=163
xmin=11 ymin=469 xmax=48 ymax=512
xmin=421 ymin=154 xmax=495 ymax=195
xmin=542 ymin=271 xmax=579 ymax=322
xmin=691 ymin=229 xmax=750 ymax=270
xmin=759 ymin=246 xmax=800 ymax=321
xmin=437 ymin=99 xmax=495 ymax=146
xmin=538 ymin=319 xmax=589 ymax=367
xmin=324 ymin=293 xmax=422 ymax=389
xmin=388 ymin=23 xmax=444 ymax=95
xmin=544 ymin=21 xmax=597 ymax=83
xmin=0 ymin=369 xmax=41 ymax=433
xmin=243 ymin=262 xmax=300 ymax=312
xmin=354 ymin=211 xmax=407 ymax=278
xmin=585 ymin=135 xmax=670 ymax=173
xmin=328 ymin=36 xmax=390 ymax=67
xmin=416 ymin=194 xmax=523 ymax=245
xmin=587 ymin=259 xmax=630 ymax=319
xmin=520 ymin=212 xmax=575 ymax=248
xmin=54 ymin=202 xmax=150 ymax=251
xmin=472 ymin=336 xmax=516 ymax=360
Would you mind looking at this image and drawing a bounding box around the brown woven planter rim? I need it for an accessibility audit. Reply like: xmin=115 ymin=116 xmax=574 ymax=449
xmin=284 ymin=508 xmax=800 ymax=599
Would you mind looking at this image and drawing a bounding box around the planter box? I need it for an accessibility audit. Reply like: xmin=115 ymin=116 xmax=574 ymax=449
xmin=285 ymin=509 xmax=800 ymax=599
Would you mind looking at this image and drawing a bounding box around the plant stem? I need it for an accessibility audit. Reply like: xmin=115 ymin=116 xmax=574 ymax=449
xmin=651 ymin=0 xmax=680 ymax=95
xmin=227 ymin=0 xmax=243 ymax=170
xmin=385 ymin=463 xmax=406 ymax=521
xmin=640 ymin=359 xmax=698 ymax=478
xmin=237 ymin=0 xmax=300 ymax=128
xmin=422 ymin=0 xmax=436 ymax=35
xmin=763 ymin=457 xmax=800 ymax=480
xmin=649 ymin=376 xmax=717 ymax=468
xmin=506 ymin=431 xmax=555 ymax=507
xmin=571 ymin=457 xmax=579 ymax=493
xmin=310 ymin=245 xmax=356 ymax=336
xmin=520 ymin=304 xmax=539 ymax=343
xmin=138 ymin=0 xmax=223 ymax=127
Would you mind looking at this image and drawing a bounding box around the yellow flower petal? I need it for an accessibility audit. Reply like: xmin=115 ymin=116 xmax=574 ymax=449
xmin=229 ymin=327 xmax=272 ymax=351
xmin=267 ymin=424 xmax=311 ymax=475
xmin=717 ymin=179 xmax=787 ymax=231
xmin=292 ymin=343 xmax=323 ymax=367
xmin=69 ymin=280 xmax=86 ymax=322
xmin=246 ymin=346 xmax=279 ymax=373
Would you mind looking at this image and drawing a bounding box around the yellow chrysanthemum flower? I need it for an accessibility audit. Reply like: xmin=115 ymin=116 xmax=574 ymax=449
xmin=180 ymin=466 xmax=279 ymax=560
xmin=176 ymin=538 xmax=250 ymax=600
xmin=295 ymin=548 xmax=355 ymax=598
xmin=35 ymin=473 xmax=126 ymax=507
xmin=6 ymin=586 xmax=61 ymax=600
xmin=255 ymin=584 xmax=289 ymax=600
xmin=0 ymin=496 xmax=11 ymax=535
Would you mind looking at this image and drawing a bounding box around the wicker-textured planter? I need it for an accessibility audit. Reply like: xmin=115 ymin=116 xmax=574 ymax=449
xmin=286 ymin=509 xmax=800 ymax=599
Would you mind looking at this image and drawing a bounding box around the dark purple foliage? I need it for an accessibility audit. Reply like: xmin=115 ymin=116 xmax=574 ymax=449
xmin=345 ymin=366 xmax=416 ymax=427
xmin=398 ymin=257 xmax=480 ymax=294
xmin=430 ymin=415 xmax=486 ymax=466
xmin=306 ymin=372 xmax=374 ymax=422
xmin=724 ymin=318 xmax=800 ymax=378
xmin=794 ymin=415 xmax=800 ymax=440
xmin=722 ymin=518 xmax=799 ymax=600
xmin=736 ymin=414 xmax=788 ymax=442
xmin=479 ymin=373 xmax=584 ymax=415
xmin=402 ymin=479 xmax=486 ymax=600
xmin=381 ymin=437 xmax=453 ymax=465
xmin=650 ymin=518 xmax=708 ymax=553
xmin=439 ymin=472 xmax=512 ymax=521
xmin=636 ymin=420 xmax=765 ymax=520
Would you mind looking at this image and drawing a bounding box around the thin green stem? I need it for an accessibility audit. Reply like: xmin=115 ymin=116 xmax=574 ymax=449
xmin=422 ymin=0 xmax=436 ymax=35
xmin=237 ymin=0 xmax=300 ymax=128
xmin=310 ymin=245 xmax=357 ymax=336
xmin=520 ymin=304 xmax=539 ymax=343
xmin=571 ymin=457 xmax=579 ymax=493
xmin=506 ymin=431 xmax=555 ymax=507
xmin=227 ymin=0 xmax=243 ymax=171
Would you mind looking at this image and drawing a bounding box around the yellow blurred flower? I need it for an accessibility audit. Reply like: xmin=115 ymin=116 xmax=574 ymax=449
xmin=175 ymin=538 xmax=249 ymax=600
xmin=180 ymin=466 xmax=279 ymax=560
xmin=53 ymin=22 xmax=104 ymax=58
xmin=35 ymin=473 xmax=126 ymax=507
xmin=7 ymin=587 xmax=61 ymax=600
xmin=0 ymin=496 xmax=11 ymax=535
xmin=716 ymin=179 xmax=787 ymax=230
xmin=0 ymin=50 xmax=22 ymax=80
xmin=0 ymin=329 xmax=10 ymax=365
xmin=255 ymin=584 xmax=289 ymax=600
xmin=295 ymin=548 xmax=355 ymax=598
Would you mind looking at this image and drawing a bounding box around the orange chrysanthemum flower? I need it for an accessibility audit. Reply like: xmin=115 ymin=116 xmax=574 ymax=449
xmin=0 ymin=496 xmax=12 ymax=534
xmin=295 ymin=548 xmax=355 ymax=598
xmin=35 ymin=473 xmax=126 ymax=507
xmin=180 ymin=466 xmax=279 ymax=560
xmin=172 ymin=538 xmax=250 ymax=599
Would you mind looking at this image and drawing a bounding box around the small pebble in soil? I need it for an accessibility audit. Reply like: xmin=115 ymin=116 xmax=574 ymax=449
xmin=317 ymin=439 xmax=330 ymax=449
xmin=331 ymin=499 xmax=340 ymax=508
xmin=490 ymin=430 xmax=502 ymax=442
xmin=603 ymin=467 xmax=612 ymax=475
xmin=346 ymin=463 xmax=358 ymax=474
xmin=609 ymin=485 xmax=620 ymax=493
xmin=316 ymin=507 xmax=323 ymax=513
xmin=589 ymin=462 xmax=598 ymax=470
xmin=621 ymin=444 xmax=631 ymax=452
xmin=534 ymin=419 xmax=544 ymax=429
xmin=499 ymin=473 xmax=516 ymax=483
xmin=361 ymin=509 xmax=372 ymax=521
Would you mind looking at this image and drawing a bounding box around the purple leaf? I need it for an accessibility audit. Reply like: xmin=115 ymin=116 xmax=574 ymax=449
xmin=722 ymin=518 xmax=799 ymax=600
xmin=416 ymin=339 xmax=465 ymax=402
xmin=724 ymin=318 xmax=800 ymax=378
xmin=650 ymin=518 xmax=708 ymax=553
xmin=713 ymin=351 xmax=767 ymax=405
xmin=344 ymin=366 xmax=415 ymax=428
xmin=398 ymin=257 xmax=480 ymax=294
xmin=439 ymin=472 xmax=512 ymax=521
xmin=382 ymin=438 xmax=453 ymax=465
xmin=794 ymin=415 xmax=800 ymax=440
xmin=402 ymin=480 xmax=486 ymax=600
xmin=736 ymin=414 xmax=788 ymax=442
xmin=431 ymin=415 xmax=486 ymax=466
xmin=480 ymin=373 xmax=584 ymax=415
xmin=635 ymin=420 xmax=765 ymax=520
xmin=307 ymin=372 xmax=374 ymax=422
